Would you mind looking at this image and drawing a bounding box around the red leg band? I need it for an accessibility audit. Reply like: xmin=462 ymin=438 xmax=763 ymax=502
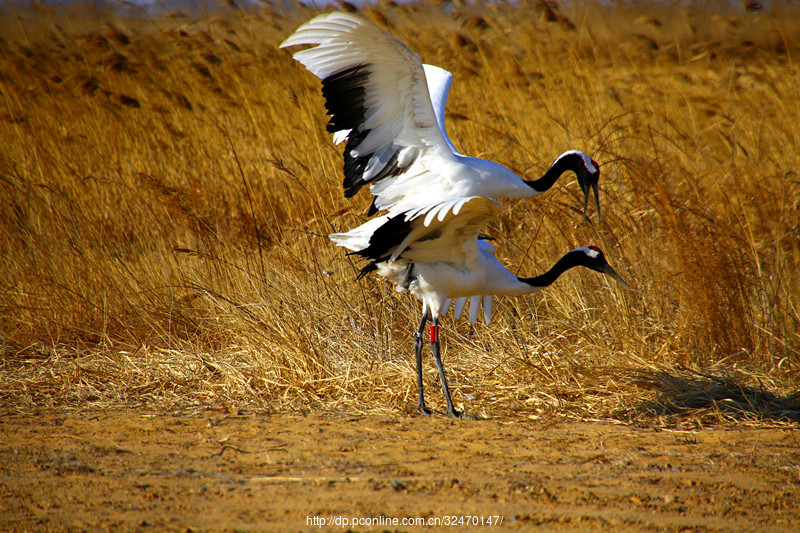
xmin=429 ymin=325 xmax=439 ymax=343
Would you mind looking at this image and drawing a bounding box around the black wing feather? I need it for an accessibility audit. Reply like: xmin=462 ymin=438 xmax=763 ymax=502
xmin=320 ymin=65 xmax=413 ymax=199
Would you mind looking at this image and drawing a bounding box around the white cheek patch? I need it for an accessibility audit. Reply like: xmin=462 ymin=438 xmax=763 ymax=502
xmin=561 ymin=150 xmax=597 ymax=174
xmin=577 ymin=245 xmax=601 ymax=259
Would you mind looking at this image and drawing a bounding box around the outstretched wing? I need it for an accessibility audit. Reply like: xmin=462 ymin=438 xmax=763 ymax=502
xmin=281 ymin=12 xmax=453 ymax=199
xmin=333 ymin=64 xmax=456 ymax=149
xmin=335 ymin=195 xmax=501 ymax=266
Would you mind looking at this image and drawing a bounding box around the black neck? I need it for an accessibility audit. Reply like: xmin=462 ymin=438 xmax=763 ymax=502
xmin=518 ymin=251 xmax=584 ymax=289
xmin=524 ymin=152 xmax=584 ymax=193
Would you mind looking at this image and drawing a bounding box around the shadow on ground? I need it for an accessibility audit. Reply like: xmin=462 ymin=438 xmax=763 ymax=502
xmin=627 ymin=369 xmax=800 ymax=424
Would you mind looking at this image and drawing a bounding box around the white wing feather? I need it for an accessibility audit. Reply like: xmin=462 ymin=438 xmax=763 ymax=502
xmin=453 ymin=297 xmax=468 ymax=320
xmin=283 ymin=13 xmax=529 ymax=216
xmin=421 ymin=64 xmax=459 ymax=155
xmin=469 ymin=296 xmax=481 ymax=325
xmin=281 ymin=12 xmax=451 ymax=182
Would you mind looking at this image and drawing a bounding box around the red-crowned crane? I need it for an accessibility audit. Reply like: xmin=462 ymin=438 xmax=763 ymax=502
xmin=281 ymin=12 xmax=600 ymax=219
xmin=331 ymin=195 xmax=628 ymax=418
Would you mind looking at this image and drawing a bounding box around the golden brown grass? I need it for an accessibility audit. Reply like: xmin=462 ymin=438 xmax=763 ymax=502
xmin=1 ymin=1 xmax=798 ymax=426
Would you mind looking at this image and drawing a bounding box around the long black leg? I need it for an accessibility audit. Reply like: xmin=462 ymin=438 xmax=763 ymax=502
xmin=429 ymin=316 xmax=461 ymax=418
xmin=414 ymin=311 xmax=431 ymax=415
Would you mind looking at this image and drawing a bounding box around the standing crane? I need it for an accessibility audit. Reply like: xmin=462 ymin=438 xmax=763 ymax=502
xmin=331 ymin=195 xmax=628 ymax=418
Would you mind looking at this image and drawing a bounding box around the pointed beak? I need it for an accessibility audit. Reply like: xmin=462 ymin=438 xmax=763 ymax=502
xmin=592 ymin=182 xmax=601 ymax=224
xmin=581 ymin=181 xmax=601 ymax=224
xmin=582 ymin=186 xmax=590 ymax=222
xmin=601 ymin=263 xmax=631 ymax=290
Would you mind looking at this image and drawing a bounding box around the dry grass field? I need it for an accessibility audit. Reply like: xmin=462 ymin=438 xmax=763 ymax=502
xmin=1 ymin=0 xmax=797 ymax=421
xmin=1 ymin=0 xmax=800 ymax=529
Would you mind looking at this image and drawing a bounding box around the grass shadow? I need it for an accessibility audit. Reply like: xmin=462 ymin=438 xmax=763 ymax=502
xmin=627 ymin=370 xmax=800 ymax=425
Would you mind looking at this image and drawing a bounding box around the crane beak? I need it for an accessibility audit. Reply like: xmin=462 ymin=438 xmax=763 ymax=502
xmin=582 ymin=182 xmax=601 ymax=224
xmin=600 ymin=263 xmax=631 ymax=290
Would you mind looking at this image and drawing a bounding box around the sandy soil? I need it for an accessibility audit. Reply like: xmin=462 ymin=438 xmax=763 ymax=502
xmin=1 ymin=409 xmax=798 ymax=532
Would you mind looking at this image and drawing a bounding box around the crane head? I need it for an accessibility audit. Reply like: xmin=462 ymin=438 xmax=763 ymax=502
xmin=576 ymin=245 xmax=630 ymax=289
xmin=577 ymin=158 xmax=601 ymax=224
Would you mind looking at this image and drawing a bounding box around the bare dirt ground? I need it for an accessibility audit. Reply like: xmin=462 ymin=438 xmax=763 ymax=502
xmin=1 ymin=410 xmax=798 ymax=532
